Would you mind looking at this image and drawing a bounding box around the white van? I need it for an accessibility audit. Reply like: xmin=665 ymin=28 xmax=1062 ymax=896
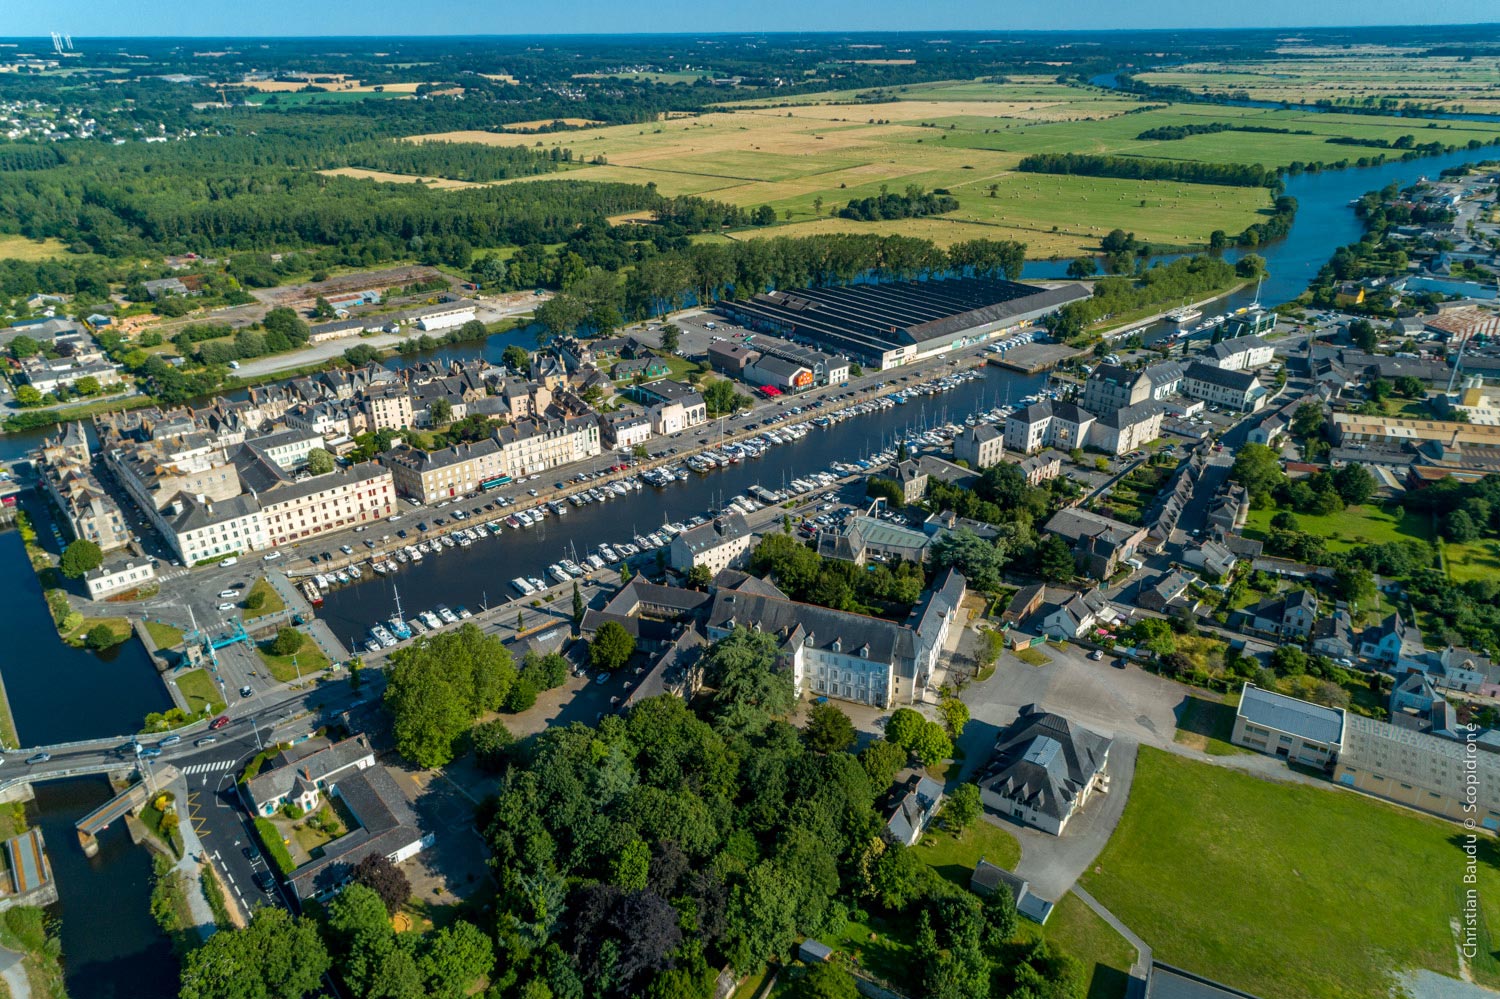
xmin=220 ymin=556 xmax=238 ymax=567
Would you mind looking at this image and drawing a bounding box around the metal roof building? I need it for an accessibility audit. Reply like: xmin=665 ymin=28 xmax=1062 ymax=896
xmin=718 ymin=277 xmax=1090 ymax=370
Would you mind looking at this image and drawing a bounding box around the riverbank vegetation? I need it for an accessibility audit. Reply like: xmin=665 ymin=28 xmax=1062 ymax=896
xmin=0 ymin=907 xmax=68 ymax=999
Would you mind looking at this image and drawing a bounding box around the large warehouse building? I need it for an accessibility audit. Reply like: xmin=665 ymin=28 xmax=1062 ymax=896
xmin=718 ymin=278 xmax=1090 ymax=370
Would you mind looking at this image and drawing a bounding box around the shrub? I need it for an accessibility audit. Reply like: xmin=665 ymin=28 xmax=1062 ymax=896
xmin=270 ymin=627 xmax=304 ymax=656
xmin=253 ymin=818 xmax=296 ymax=875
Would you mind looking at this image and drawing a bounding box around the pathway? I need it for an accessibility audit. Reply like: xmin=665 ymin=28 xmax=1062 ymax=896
xmin=1072 ymin=886 xmax=1151 ymax=999
xmin=171 ymin=775 xmax=222 ymax=940
xmin=0 ymin=943 xmax=30 ymax=999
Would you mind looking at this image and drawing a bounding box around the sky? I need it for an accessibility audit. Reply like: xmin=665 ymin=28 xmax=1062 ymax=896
xmin=12 ymin=0 xmax=1497 ymax=38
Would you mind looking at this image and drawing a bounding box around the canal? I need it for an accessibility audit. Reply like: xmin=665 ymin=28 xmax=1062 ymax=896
xmin=30 ymin=777 xmax=179 ymax=999
xmin=317 ymin=364 xmax=1049 ymax=642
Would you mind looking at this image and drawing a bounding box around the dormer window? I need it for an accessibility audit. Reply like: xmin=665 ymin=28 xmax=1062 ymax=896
xmin=832 ymin=638 xmax=842 ymax=653
xmin=858 ymin=644 xmax=870 ymax=659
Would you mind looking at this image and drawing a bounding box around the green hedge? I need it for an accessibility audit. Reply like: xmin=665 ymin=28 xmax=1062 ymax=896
xmin=253 ymin=817 xmax=296 ymax=876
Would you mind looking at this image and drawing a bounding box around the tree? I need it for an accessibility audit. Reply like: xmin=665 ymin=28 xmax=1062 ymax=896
xmin=75 ymin=375 xmax=102 ymax=396
xmin=305 ymin=447 xmax=334 ymax=475
xmin=931 ymin=528 xmax=1006 ymax=591
xmin=85 ymin=624 xmax=118 ymax=650
xmin=982 ymin=881 xmax=1018 ymax=947
xmin=429 ymin=398 xmax=453 ymax=426
xmin=724 ymin=862 xmax=800 ymax=972
xmin=1332 ymin=463 xmax=1376 ymax=507
xmin=942 ymin=783 xmax=982 ymax=833
xmin=619 ymin=561 xmax=632 ymax=584
xmin=13 ymin=385 xmax=42 ymax=407
xmin=590 ymin=620 xmax=636 ymax=672
xmin=1291 ymin=402 xmax=1325 ymax=439
xmin=1230 ymin=442 xmax=1287 ymax=506
xmin=865 ymin=477 xmax=905 ymax=509
xmin=571 ymin=581 xmax=585 ymax=633
xmin=420 ymin=921 xmax=494 ymax=999
xmin=612 ymin=838 xmax=651 ymax=891
xmin=502 ymin=345 xmax=532 ymax=372
xmin=701 ymin=378 xmax=748 ymax=416
xmin=789 ymin=961 xmax=859 ymax=999
xmin=804 ymin=702 xmax=856 ymax=753
xmin=344 ymin=344 xmax=381 ymax=366
xmin=1446 ymin=508 xmax=1480 ymax=542
xmin=178 ymin=907 xmax=329 ymax=999
xmin=937 ymin=696 xmax=969 ymax=738
xmin=472 ymin=718 xmax=515 ymax=772
xmin=1347 ymin=317 xmax=1378 ymax=353
xmin=1038 ymin=535 xmax=1076 ymax=582
xmin=1065 ymin=257 xmax=1097 ymax=279
xmin=351 ymin=853 xmax=411 ymax=914
xmin=686 ymin=564 xmax=712 ymax=589
xmin=385 ymin=624 xmax=517 ymax=768
xmin=1235 ymin=253 xmax=1267 ymax=278
xmin=859 ymin=739 xmax=907 ymax=790
xmin=270 ymin=627 xmax=304 ymax=656
xmin=313 ymin=296 xmax=335 ymax=320
xmin=7 ymin=334 xmax=40 ymax=359
xmin=659 ymin=324 xmax=681 ymax=353
xmin=702 ymin=627 xmax=796 ymax=732
xmin=244 ymin=588 xmax=266 ymax=611
xmin=885 ymin=708 xmax=952 ymax=766
xmin=59 ymin=539 xmax=103 ymax=579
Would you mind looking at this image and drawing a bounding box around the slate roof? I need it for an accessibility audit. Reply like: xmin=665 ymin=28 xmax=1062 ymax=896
xmin=977 ymin=705 xmax=1112 ymax=821
xmin=675 ymin=513 xmax=751 ymax=555
xmin=706 ymin=589 xmax=918 ymax=667
xmin=1185 ymin=362 xmax=1261 ymax=392
xmin=1236 ymin=684 xmax=1345 ymax=745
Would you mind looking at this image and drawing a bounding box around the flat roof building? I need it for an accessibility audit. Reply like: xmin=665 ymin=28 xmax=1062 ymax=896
xmin=1231 ymin=683 xmax=1344 ymax=769
xmin=719 ymin=278 xmax=1089 ymax=370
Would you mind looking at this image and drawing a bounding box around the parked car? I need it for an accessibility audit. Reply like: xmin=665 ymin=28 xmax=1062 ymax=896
xmin=1089 ymin=649 xmax=1104 ymax=661
xmin=217 ymin=590 xmax=237 ymax=599
xmin=252 ymin=870 xmax=275 ymax=893
xmin=262 ymin=551 xmax=281 ymax=561
xmin=216 ymin=602 xmax=235 ymax=612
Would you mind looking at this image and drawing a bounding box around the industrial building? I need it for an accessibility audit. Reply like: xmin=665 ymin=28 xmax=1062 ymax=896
xmin=718 ymin=278 xmax=1090 ymax=371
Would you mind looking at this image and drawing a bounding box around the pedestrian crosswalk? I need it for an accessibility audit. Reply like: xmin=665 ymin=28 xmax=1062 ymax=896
xmin=181 ymin=760 xmax=236 ymax=775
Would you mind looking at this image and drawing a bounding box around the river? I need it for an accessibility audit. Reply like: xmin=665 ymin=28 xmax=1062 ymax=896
xmin=0 ymin=121 xmax=1496 ymax=999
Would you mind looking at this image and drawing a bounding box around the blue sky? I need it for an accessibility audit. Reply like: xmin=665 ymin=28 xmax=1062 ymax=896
xmin=14 ymin=0 xmax=1494 ymax=37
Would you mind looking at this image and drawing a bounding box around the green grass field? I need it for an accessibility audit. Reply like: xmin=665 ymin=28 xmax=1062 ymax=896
xmin=1243 ymin=502 xmax=1434 ymax=553
xmin=1025 ymin=893 xmax=1136 ymax=999
xmin=0 ymin=235 xmax=70 ymax=261
xmin=246 ymin=90 xmax=410 ymax=106
xmin=914 ymin=819 xmax=1022 ymax=889
xmin=144 ymin=621 xmax=185 ymax=648
xmin=1081 ymin=748 xmax=1500 ymax=998
xmin=1172 ymin=693 xmax=1249 ymax=756
xmin=175 ymin=668 xmax=226 ymax=717
xmin=243 ymin=577 xmax=286 ymax=618
xmin=255 ymin=633 xmax=328 ymax=682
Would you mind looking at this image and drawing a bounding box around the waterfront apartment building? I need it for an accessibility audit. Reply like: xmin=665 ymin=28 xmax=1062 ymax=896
xmin=495 ymin=416 xmax=602 ymax=478
xmin=254 ymin=462 xmax=396 ymax=547
xmin=362 ymin=383 xmax=415 ymax=432
xmin=36 ymin=424 xmax=131 ymax=552
xmin=669 ymin=513 xmax=753 ymax=574
xmin=383 ymin=440 xmax=505 ymax=504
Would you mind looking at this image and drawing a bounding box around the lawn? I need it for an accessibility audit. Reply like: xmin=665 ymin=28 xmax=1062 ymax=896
xmin=1013 ymin=647 xmax=1052 ymax=667
xmin=1243 ymin=502 xmax=1433 ymax=553
xmin=144 ymin=620 xmax=185 ymax=648
xmin=65 ymin=616 xmax=132 ymax=647
xmin=243 ymin=577 xmax=286 ymax=618
xmin=915 ymin=819 xmax=1022 ymax=889
xmin=1080 ymin=747 xmax=1500 ymax=998
xmin=1443 ymin=537 xmax=1500 ymax=585
xmin=1172 ymin=692 xmax=1248 ymax=756
xmin=175 ymin=668 xmax=225 ymax=717
xmin=1023 ymin=892 xmax=1136 ymax=999
xmin=255 ymin=633 xmax=329 ymax=682
xmin=834 ymin=914 xmax=919 ymax=990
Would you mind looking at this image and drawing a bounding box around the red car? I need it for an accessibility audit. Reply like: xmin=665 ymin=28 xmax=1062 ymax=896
xmin=209 ymin=715 xmax=231 ymax=730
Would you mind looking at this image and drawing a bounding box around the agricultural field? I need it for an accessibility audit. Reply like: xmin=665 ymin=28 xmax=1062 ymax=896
xmin=1081 ymin=748 xmax=1500 ymax=999
xmin=407 ymin=78 xmax=1500 ymax=257
xmin=317 ymin=167 xmax=485 ymax=189
xmin=1134 ymin=50 xmax=1500 ymax=114
xmin=244 ymin=89 xmax=411 ymax=105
